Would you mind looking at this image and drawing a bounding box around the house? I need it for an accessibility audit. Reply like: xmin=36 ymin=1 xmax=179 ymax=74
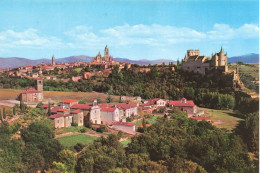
xmin=48 ymin=113 xmax=72 ymax=128
xmin=112 ymin=121 xmax=136 ymax=133
xmin=100 ymin=107 xmax=120 ymax=125
xmin=72 ymin=76 xmax=82 ymax=82
xmin=70 ymin=104 xmax=91 ymax=116
xmin=51 ymin=106 xmax=62 ymax=114
xmin=57 ymin=108 xmax=70 ymax=115
xmin=48 ymin=114 xmax=65 ymax=128
xmin=90 ymin=100 xmax=101 ymax=124
xmin=83 ymin=72 xmax=94 ymax=79
xmin=116 ymin=103 xmax=138 ymax=118
xmin=169 ymin=98 xmax=196 ymax=116
xmin=61 ymin=99 xmax=78 ymax=108
xmin=71 ymin=109 xmax=84 ymax=126
xmin=40 ymin=104 xmax=54 ymax=114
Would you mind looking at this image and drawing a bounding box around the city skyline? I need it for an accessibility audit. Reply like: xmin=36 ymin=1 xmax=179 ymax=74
xmin=0 ymin=0 xmax=258 ymax=60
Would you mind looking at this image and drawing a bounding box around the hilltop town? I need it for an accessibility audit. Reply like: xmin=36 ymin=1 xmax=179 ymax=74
xmin=0 ymin=46 xmax=258 ymax=173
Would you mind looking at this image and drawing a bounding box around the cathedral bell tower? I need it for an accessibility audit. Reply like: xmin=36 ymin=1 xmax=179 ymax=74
xmin=52 ymin=55 xmax=55 ymax=66
xmin=104 ymin=45 xmax=109 ymax=61
xmin=36 ymin=78 xmax=43 ymax=92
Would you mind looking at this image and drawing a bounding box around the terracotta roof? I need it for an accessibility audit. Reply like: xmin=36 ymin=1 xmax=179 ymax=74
xmin=170 ymin=99 xmax=195 ymax=107
xmin=57 ymin=109 xmax=69 ymax=112
xmin=51 ymin=106 xmax=62 ymax=113
xmin=112 ymin=121 xmax=135 ymax=127
xmin=35 ymin=78 xmax=42 ymax=80
xmin=62 ymin=99 xmax=78 ymax=103
xmin=48 ymin=113 xmax=71 ymax=119
xmin=70 ymin=109 xmax=83 ymax=114
xmin=101 ymin=107 xmax=117 ymax=112
xmin=21 ymin=88 xmax=42 ymax=94
xmin=40 ymin=104 xmax=54 ymax=108
xmin=70 ymin=104 xmax=91 ymax=110
xmin=190 ymin=116 xmax=211 ymax=121
xmin=99 ymin=104 xmax=114 ymax=108
xmin=117 ymin=103 xmax=136 ymax=110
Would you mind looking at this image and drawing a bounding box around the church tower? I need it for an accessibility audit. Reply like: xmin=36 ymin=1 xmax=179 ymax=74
xmin=104 ymin=45 xmax=109 ymax=61
xmin=52 ymin=55 xmax=55 ymax=65
xmin=36 ymin=78 xmax=43 ymax=92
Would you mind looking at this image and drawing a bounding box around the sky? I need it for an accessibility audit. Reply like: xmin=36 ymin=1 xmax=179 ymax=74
xmin=0 ymin=0 xmax=259 ymax=60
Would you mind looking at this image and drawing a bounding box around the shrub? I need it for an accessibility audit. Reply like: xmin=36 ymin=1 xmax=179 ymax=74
xmin=71 ymin=122 xmax=78 ymax=126
xmin=126 ymin=117 xmax=133 ymax=122
xmin=85 ymin=121 xmax=92 ymax=128
xmin=80 ymin=128 xmax=87 ymax=133
xmin=96 ymin=125 xmax=107 ymax=133
xmin=74 ymin=143 xmax=85 ymax=152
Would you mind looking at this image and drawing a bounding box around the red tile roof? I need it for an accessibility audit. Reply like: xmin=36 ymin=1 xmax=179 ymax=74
xmin=99 ymin=104 xmax=114 ymax=108
xmin=40 ymin=104 xmax=54 ymax=108
xmin=21 ymin=88 xmax=42 ymax=94
xmin=57 ymin=109 xmax=69 ymax=112
xmin=62 ymin=99 xmax=78 ymax=103
xmin=112 ymin=121 xmax=135 ymax=127
xmin=170 ymin=98 xmax=195 ymax=107
xmin=117 ymin=103 xmax=136 ymax=110
xmin=70 ymin=109 xmax=83 ymax=114
xmin=70 ymin=104 xmax=91 ymax=110
xmin=48 ymin=113 xmax=71 ymax=119
xmin=101 ymin=107 xmax=117 ymax=112
xmin=190 ymin=116 xmax=211 ymax=121
xmin=51 ymin=106 xmax=62 ymax=113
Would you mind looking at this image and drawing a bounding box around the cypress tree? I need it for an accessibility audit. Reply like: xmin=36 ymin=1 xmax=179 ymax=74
xmin=3 ymin=108 xmax=6 ymax=119
xmin=13 ymin=107 xmax=16 ymax=115
xmin=0 ymin=109 xmax=2 ymax=121
xmin=47 ymin=102 xmax=51 ymax=116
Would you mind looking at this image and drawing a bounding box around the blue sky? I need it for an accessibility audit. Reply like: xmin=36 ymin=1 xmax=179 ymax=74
xmin=0 ymin=0 xmax=258 ymax=60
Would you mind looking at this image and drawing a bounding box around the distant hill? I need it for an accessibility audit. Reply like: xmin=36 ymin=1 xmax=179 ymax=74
xmin=0 ymin=53 xmax=258 ymax=69
xmin=0 ymin=56 xmax=175 ymax=69
xmin=228 ymin=53 xmax=259 ymax=63
xmin=114 ymin=58 xmax=175 ymax=65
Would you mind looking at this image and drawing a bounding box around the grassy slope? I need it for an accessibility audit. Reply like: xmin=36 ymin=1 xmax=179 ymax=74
xmin=56 ymin=134 xmax=98 ymax=147
xmin=0 ymin=89 xmax=120 ymax=103
xmin=198 ymin=107 xmax=242 ymax=130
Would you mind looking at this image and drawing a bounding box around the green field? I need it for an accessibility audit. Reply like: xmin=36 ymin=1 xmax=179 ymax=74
xmin=135 ymin=116 xmax=159 ymax=126
xmin=55 ymin=126 xmax=86 ymax=135
xmin=74 ymin=68 xmax=83 ymax=73
xmin=120 ymin=140 xmax=131 ymax=146
xmin=198 ymin=107 xmax=242 ymax=130
xmin=57 ymin=134 xmax=98 ymax=147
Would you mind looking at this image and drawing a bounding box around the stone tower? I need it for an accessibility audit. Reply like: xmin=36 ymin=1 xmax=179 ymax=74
xmin=36 ymin=78 xmax=43 ymax=92
xmin=104 ymin=45 xmax=109 ymax=61
xmin=52 ymin=55 xmax=55 ymax=65
xmin=218 ymin=46 xmax=227 ymax=66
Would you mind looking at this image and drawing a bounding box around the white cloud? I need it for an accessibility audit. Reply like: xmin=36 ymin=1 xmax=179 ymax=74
xmin=0 ymin=28 xmax=62 ymax=49
xmin=207 ymin=23 xmax=259 ymax=40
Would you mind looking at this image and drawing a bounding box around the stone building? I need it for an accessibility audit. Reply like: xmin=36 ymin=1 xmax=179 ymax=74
xmin=19 ymin=78 xmax=43 ymax=103
xmin=92 ymin=46 xmax=114 ymax=63
xmin=181 ymin=47 xmax=228 ymax=75
xmin=52 ymin=55 xmax=55 ymax=66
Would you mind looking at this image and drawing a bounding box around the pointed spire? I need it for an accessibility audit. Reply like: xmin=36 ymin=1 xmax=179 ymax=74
xmin=220 ymin=46 xmax=224 ymax=53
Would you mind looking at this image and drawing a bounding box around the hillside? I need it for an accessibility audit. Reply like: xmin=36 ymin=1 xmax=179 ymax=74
xmin=0 ymin=53 xmax=258 ymax=69
xmin=228 ymin=53 xmax=259 ymax=63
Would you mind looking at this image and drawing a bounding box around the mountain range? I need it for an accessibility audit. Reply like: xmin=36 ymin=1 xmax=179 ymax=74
xmin=0 ymin=53 xmax=258 ymax=69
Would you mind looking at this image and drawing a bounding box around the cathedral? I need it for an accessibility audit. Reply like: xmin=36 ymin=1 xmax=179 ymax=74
xmin=181 ymin=47 xmax=228 ymax=75
xmin=92 ymin=46 xmax=114 ymax=63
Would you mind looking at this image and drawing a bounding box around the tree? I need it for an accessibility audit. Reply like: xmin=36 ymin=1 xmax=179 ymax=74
xmin=57 ymin=149 xmax=77 ymax=173
xmin=0 ymin=109 xmax=2 ymax=121
xmin=3 ymin=108 xmax=6 ymax=119
xmin=106 ymin=95 xmax=113 ymax=103
xmin=13 ymin=107 xmax=16 ymax=116
xmin=47 ymin=102 xmax=51 ymax=116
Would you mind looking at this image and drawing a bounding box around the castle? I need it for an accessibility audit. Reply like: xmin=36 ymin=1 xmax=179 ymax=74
xmin=92 ymin=45 xmax=115 ymax=63
xmin=181 ymin=47 xmax=228 ymax=75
